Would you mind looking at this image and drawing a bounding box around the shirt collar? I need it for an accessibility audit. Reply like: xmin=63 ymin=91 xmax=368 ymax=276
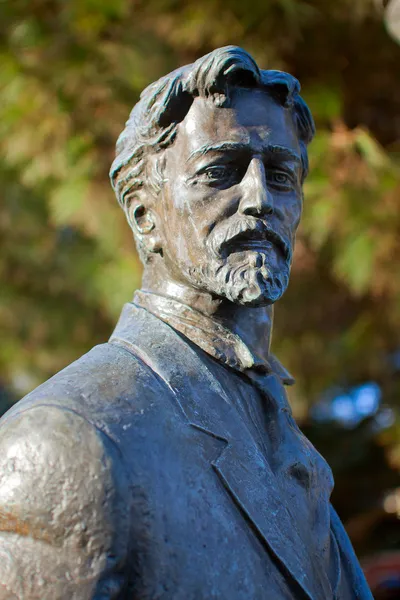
xmin=133 ymin=290 xmax=294 ymax=385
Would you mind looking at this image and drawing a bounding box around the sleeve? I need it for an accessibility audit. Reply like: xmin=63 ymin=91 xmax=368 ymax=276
xmin=330 ymin=504 xmax=374 ymax=600
xmin=0 ymin=405 xmax=131 ymax=599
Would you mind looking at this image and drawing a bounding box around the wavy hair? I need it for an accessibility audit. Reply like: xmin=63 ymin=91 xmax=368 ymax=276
xmin=110 ymin=45 xmax=315 ymax=216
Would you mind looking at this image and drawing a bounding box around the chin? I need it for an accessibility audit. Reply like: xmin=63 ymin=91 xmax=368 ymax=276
xmin=188 ymin=251 xmax=290 ymax=307
xmin=225 ymin=271 xmax=288 ymax=306
xmin=232 ymin=287 xmax=278 ymax=307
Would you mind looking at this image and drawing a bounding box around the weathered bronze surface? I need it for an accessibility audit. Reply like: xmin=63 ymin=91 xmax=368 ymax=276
xmin=0 ymin=46 xmax=373 ymax=599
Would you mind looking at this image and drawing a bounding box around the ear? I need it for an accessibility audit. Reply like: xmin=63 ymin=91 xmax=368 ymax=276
xmin=126 ymin=196 xmax=163 ymax=255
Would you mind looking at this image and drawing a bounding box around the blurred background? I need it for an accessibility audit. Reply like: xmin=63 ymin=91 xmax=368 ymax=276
xmin=1 ymin=0 xmax=400 ymax=595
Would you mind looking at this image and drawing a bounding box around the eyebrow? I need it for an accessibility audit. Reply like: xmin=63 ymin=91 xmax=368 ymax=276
xmin=186 ymin=141 xmax=301 ymax=164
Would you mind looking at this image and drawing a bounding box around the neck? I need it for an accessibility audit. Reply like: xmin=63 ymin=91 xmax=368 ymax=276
xmin=141 ymin=259 xmax=274 ymax=360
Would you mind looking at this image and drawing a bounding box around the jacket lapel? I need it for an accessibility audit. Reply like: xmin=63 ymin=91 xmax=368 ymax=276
xmin=110 ymin=303 xmax=331 ymax=600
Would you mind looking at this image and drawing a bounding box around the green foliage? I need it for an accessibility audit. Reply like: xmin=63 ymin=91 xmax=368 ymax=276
xmin=0 ymin=0 xmax=400 ymax=562
xmin=1 ymin=0 xmax=399 ymax=400
xmin=0 ymin=2 xmax=399 ymax=378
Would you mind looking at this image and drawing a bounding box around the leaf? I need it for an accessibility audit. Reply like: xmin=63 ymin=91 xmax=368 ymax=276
xmin=49 ymin=179 xmax=89 ymax=226
xmin=354 ymin=128 xmax=391 ymax=170
xmin=92 ymin=254 xmax=142 ymax=318
xmin=333 ymin=232 xmax=376 ymax=295
xmin=303 ymin=85 xmax=342 ymax=122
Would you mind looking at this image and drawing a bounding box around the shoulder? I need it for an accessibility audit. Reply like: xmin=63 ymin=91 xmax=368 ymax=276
xmin=0 ymin=404 xmax=132 ymax=597
xmin=0 ymin=404 xmax=130 ymax=549
xmin=330 ymin=504 xmax=374 ymax=599
xmin=1 ymin=340 xmax=171 ymax=428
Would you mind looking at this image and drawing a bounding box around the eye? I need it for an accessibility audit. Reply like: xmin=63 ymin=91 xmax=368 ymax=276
xmin=195 ymin=164 xmax=241 ymax=188
xmin=267 ymin=169 xmax=294 ymax=189
xmin=273 ymin=172 xmax=289 ymax=184
xmin=205 ymin=165 xmax=235 ymax=180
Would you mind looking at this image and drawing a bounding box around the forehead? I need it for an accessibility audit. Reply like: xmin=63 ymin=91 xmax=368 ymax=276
xmin=174 ymin=88 xmax=300 ymax=157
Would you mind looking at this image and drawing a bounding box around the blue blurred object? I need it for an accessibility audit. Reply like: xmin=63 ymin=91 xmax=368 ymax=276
xmin=311 ymin=382 xmax=382 ymax=427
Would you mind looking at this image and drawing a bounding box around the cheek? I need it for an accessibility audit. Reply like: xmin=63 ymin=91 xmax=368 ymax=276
xmin=160 ymin=190 xmax=207 ymax=262
xmin=168 ymin=182 xmax=223 ymax=238
xmin=280 ymin=194 xmax=303 ymax=231
xmin=292 ymin=206 xmax=303 ymax=231
xmin=167 ymin=179 xmax=209 ymax=217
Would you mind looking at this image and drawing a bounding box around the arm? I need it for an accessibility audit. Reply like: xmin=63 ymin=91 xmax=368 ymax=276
xmin=0 ymin=405 xmax=130 ymax=599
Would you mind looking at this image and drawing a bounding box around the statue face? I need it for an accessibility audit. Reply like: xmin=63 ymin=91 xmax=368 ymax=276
xmin=156 ymin=88 xmax=303 ymax=306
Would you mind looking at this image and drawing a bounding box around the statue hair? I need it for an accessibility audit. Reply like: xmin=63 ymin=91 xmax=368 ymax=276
xmin=110 ymin=45 xmax=315 ymax=255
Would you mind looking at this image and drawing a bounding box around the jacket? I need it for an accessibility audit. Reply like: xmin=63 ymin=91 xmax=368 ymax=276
xmin=0 ymin=303 xmax=373 ymax=599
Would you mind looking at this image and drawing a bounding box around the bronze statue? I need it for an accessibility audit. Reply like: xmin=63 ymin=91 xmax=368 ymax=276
xmin=0 ymin=46 xmax=373 ymax=599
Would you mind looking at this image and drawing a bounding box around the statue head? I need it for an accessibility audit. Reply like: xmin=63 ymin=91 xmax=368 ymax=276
xmin=110 ymin=46 xmax=314 ymax=307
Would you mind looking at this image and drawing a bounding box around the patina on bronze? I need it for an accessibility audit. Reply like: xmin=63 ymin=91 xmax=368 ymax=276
xmin=0 ymin=47 xmax=373 ymax=599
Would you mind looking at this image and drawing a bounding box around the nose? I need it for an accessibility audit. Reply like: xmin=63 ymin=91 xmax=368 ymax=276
xmin=238 ymin=157 xmax=273 ymax=217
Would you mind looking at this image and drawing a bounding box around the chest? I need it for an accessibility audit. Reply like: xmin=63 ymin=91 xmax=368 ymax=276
xmin=111 ymin=386 xmax=341 ymax=600
xmin=121 ymin=420 xmax=311 ymax=600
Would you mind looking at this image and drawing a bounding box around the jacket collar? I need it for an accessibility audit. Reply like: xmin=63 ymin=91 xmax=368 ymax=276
xmin=110 ymin=303 xmax=331 ymax=600
xmin=134 ymin=290 xmax=294 ymax=385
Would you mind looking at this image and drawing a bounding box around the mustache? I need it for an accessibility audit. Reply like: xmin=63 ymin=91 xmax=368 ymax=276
xmin=208 ymin=217 xmax=292 ymax=262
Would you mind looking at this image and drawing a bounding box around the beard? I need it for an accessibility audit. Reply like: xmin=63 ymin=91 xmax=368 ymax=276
xmin=186 ymin=246 xmax=291 ymax=306
xmin=183 ymin=216 xmax=292 ymax=306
